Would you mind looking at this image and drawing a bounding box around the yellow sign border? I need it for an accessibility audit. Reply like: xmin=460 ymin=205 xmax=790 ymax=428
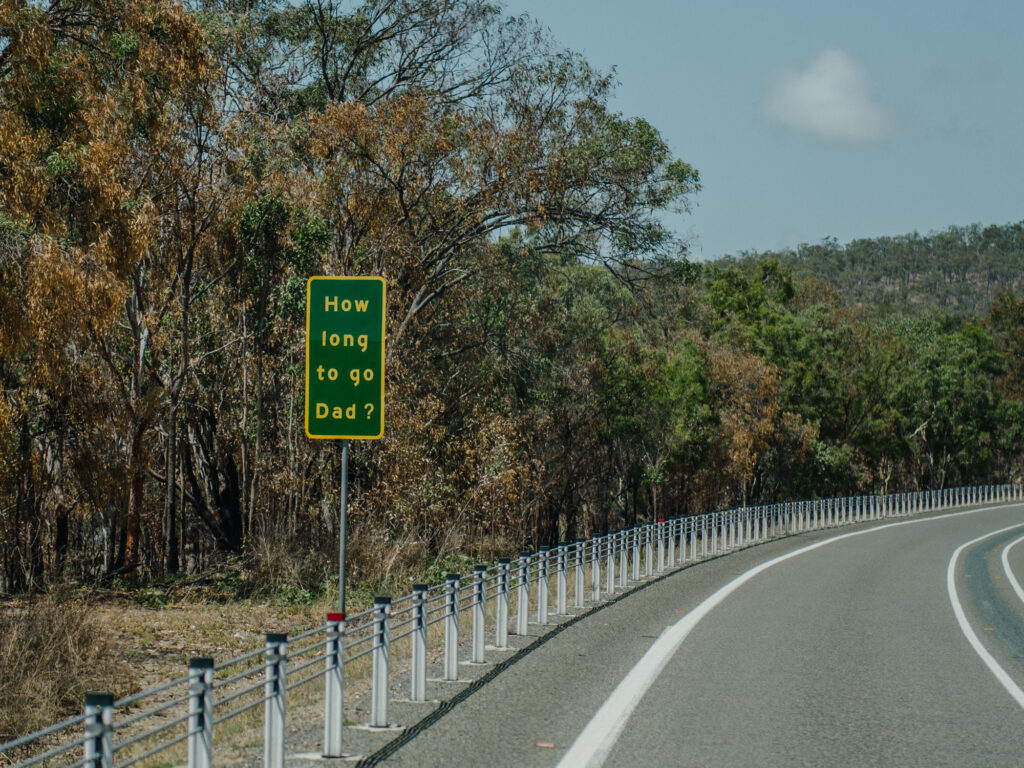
xmin=304 ymin=276 xmax=386 ymax=440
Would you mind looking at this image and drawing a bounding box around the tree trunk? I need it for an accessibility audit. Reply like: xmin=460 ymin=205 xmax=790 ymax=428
xmin=163 ymin=415 xmax=179 ymax=575
xmin=124 ymin=425 xmax=145 ymax=572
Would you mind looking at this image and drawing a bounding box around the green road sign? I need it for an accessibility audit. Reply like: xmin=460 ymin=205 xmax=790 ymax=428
xmin=305 ymin=276 xmax=386 ymax=439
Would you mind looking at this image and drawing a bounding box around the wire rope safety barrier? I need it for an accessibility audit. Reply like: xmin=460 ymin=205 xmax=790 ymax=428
xmin=2 ymin=483 xmax=1022 ymax=766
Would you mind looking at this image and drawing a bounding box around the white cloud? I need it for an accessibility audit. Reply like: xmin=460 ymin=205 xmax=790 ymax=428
xmin=764 ymin=49 xmax=893 ymax=145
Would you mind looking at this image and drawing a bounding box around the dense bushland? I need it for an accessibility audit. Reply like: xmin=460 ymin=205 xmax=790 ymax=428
xmin=1 ymin=0 xmax=1022 ymax=595
xmin=728 ymin=222 xmax=1024 ymax=316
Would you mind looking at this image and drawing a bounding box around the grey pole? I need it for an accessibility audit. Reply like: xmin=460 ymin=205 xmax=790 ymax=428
xmin=632 ymin=528 xmax=641 ymax=582
xmin=607 ymin=533 xmax=617 ymax=594
xmin=411 ymin=586 xmax=428 ymax=700
xmin=556 ymin=543 xmax=567 ymax=615
xmin=338 ymin=440 xmax=349 ymax=616
xmin=592 ymin=537 xmax=602 ymax=602
xmin=537 ymin=546 xmax=550 ymax=625
xmin=472 ymin=566 xmax=487 ymax=663
xmin=444 ymin=574 xmax=460 ymax=681
xmin=322 ymin=614 xmax=346 ymax=756
xmin=657 ymin=521 xmax=666 ymax=572
xmin=264 ymin=635 xmax=287 ymax=768
xmin=516 ymin=553 xmax=529 ymax=636
xmin=618 ymin=530 xmax=627 ymax=588
xmin=187 ymin=658 xmax=213 ymax=768
xmin=645 ymin=524 xmax=654 ymax=578
xmin=496 ymin=560 xmax=510 ymax=649
xmin=574 ymin=539 xmax=585 ymax=609
xmin=84 ymin=692 xmax=114 ymax=768
xmin=370 ymin=598 xmax=391 ymax=727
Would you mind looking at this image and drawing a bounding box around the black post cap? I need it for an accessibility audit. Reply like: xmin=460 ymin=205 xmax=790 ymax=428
xmin=85 ymin=692 xmax=114 ymax=707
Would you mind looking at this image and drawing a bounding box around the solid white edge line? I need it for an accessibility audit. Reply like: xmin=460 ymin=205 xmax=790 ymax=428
xmin=946 ymin=523 xmax=1024 ymax=710
xmin=999 ymin=534 xmax=1024 ymax=606
xmin=557 ymin=503 xmax=1018 ymax=768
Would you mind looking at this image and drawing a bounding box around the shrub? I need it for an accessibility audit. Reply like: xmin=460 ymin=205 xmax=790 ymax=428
xmin=0 ymin=598 xmax=132 ymax=743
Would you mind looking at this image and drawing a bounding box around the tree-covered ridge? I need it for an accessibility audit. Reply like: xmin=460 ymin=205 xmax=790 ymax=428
xmin=0 ymin=0 xmax=1021 ymax=599
xmin=724 ymin=222 xmax=1024 ymax=316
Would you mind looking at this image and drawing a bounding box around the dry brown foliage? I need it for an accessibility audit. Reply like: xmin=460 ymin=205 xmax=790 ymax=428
xmin=0 ymin=597 xmax=133 ymax=743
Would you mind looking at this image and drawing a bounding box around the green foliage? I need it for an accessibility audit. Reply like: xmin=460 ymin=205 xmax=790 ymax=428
xmin=273 ymin=583 xmax=315 ymax=605
xmin=138 ymin=587 xmax=170 ymax=609
xmin=110 ymin=30 xmax=139 ymax=61
xmin=2 ymin=0 xmax=1022 ymax=604
xmin=728 ymin=222 xmax=1024 ymax=317
xmin=44 ymin=150 xmax=78 ymax=184
xmin=422 ymin=553 xmax=478 ymax=586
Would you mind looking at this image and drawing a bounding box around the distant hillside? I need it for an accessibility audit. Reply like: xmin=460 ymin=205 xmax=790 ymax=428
xmin=723 ymin=221 xmax=1024 ymax=316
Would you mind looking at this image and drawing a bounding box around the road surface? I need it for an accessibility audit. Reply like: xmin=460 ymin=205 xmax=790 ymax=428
xmin=367 ymin=502 xmax=1024 ymax=767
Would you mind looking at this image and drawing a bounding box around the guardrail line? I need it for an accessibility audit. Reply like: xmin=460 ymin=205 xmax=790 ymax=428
xmin=2 ymin=483 xmax=1020 ymax=767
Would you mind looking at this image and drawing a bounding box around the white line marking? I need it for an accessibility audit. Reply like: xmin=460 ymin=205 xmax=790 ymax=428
xmin=1000 ymin=534 xmax=1024 ymax=607
xmin=947 ymin=523 xmax=1024 ymax=710
xmin=557 ymin=504 xmax=1018 ymax=768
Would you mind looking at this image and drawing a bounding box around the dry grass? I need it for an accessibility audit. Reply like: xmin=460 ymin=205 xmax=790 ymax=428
xmin=0 ymin=547 xmax=670 ymax=764
xmin=0 ymin=597 xmax=133 ymax=744
xmin=0 ymin=538 xmax=545 ymax=759
xmin=0 ymin=587 xmax=334 ymax=750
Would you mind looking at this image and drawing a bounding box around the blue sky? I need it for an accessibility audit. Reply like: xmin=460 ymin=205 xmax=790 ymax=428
xmin=503 ymin=0 xmax=1024 ymax=260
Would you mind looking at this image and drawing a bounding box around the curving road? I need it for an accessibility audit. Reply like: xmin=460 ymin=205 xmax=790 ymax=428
xmin=373 ymin=502 xmax=1024 ymax=767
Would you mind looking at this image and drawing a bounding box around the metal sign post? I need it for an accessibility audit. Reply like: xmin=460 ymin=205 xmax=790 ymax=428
xmin=305 ymin=276 xmax=386 ymax=617
xmin=338 ymin=439 xmax=349 ymax=615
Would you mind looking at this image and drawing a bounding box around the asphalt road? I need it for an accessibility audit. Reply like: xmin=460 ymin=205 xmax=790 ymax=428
xmin=367 ymin=502 xmax=1024 ymax=767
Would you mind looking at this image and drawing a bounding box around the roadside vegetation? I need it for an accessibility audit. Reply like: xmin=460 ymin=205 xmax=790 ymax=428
xmin=0 ymin=598 xmax=131 ymax=741
xmin=2 ymin=1 xmax=1024 ymax=734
